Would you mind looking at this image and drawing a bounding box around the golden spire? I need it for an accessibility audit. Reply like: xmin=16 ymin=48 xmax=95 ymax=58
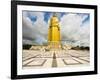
xmin=48 ymin=12 xmax=61 ymax=50
xmin=53 ymin=12 xmax=57 ymax=17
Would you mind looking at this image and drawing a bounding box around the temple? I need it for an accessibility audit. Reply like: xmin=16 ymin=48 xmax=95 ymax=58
xmin=48 ymin=13 xmax=61 ymax=49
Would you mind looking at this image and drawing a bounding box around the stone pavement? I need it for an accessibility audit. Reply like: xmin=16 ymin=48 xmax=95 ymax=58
xmin=22 ymin=50 xmax=90 ymax=69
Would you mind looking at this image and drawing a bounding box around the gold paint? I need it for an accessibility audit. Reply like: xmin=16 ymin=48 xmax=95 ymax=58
xmin=48 ymin=13 xmax=61 ymax=49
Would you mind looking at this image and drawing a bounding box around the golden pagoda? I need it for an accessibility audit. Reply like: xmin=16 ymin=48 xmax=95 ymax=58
xmin=48 ymin=13 xmax=61 ymax=49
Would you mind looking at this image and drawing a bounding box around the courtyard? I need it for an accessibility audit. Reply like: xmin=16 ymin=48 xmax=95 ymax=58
xmin=22 ymin=49 xmax=90 ymax=69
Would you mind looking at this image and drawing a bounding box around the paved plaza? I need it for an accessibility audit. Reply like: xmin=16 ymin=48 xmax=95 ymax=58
xmin=22 ymin=49 xmax=90 ymax=69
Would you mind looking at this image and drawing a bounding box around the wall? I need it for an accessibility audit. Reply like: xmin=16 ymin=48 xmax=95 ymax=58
xmin=0 ymin=0 xmax=99 ymax=80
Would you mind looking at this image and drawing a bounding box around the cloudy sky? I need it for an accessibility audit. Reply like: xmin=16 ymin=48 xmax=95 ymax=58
xmin=22 ymin=11 xmax=90 ymax=47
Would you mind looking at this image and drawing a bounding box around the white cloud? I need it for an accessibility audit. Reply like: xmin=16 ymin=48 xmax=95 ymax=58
xmin=60 ymin=13 xmax=90 ymax=47
xmin=23 ymin=11 xmax=90 ymax=47
xmin=22 ymin=11 xmax=48 ymax=45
